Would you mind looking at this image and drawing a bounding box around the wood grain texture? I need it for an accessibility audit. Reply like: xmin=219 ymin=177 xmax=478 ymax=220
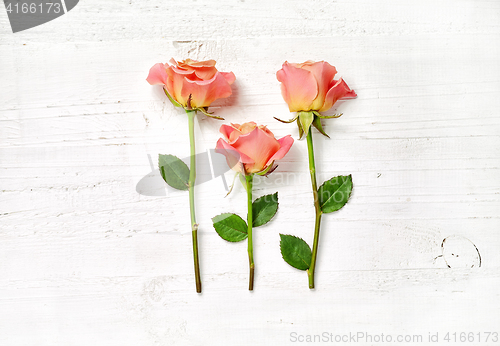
xmin=1 ymin=1 xmax=499 ymax=345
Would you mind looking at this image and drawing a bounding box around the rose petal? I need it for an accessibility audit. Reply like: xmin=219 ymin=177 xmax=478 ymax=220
xmin=219 ymin=124 xmax=237 ymax=141
xmin=231 ymin=127 xmax=280 ymax=173
xmin=165 ymin=65 xmax=191 ymax=106
xmin=292 ymin=60 xmax=316 ymax=68
xmin=215 ymin=138 xmax=254 ymax=174
xmin=182 ymin=72 xmax=233 ymax=108
xmin=146 ymin=63 xmax=169 ymax=85
xmin=178 ymin=59 xmax=216 ymax=68
xmin=343 ymin=88 xmax=357 ymax=98
xmin=265 ymin=135 xmax=294 ymax=166
xmin=216 ymin=138 xmax=254 ymax=163
xmin=192 ymin=67 xmax=218 ymax=80
xmin=220 ymin=71 xmax=236 ymax=85
xmin=215 ymin=139 xmax=244 ymax=174
xmin=238 ymin=122 xmax=257 ymax=135
xmin=224 ymin=122 xmax=257 ymax=143
xmin=301 ymin=61 xmax=338 ymax=111
xmin=170 ymin=65 xmax=201 ymax=80
xmin=257 ymin=124 xmax=275 ymax=138
xmin=277 ymin=62 xmax=318 ymax=112
xmin=319 ymin=78 xmax=357 ymax=112
xmin=172 ymin=59 xmax=218 ymax=80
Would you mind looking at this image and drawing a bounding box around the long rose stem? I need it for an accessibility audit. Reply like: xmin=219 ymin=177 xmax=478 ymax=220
xmin=187 ymin=110 xmax=202 ymax=293
xmin=246 ymin=174 xmax=254 ymax=291
xmin=306 ymin=129 xmax=323 ymax=289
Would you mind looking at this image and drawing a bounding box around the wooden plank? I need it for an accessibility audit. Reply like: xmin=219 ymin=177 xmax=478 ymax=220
xmin=0 ymin=0 xmax=499 ymax=345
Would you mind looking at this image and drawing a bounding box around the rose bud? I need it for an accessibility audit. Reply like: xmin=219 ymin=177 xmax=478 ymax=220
xmin=215 ymin=122 xmax=294 ymax=175
xmin=147 ymin=58 xmax=235 ymax=117
xmin=276 ymin=61 xmax=356 ymax=138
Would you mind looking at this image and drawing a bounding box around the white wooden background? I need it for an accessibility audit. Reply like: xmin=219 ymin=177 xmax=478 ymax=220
xmin=1 ymin=1 xmax=499 ymax=345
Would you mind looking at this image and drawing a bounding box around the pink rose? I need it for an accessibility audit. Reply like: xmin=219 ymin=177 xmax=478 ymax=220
xmin=147 ymin=58 xmax=236 ymax=109
xmin=276 ymin=61 xmax=356 ymax=113
xmin=215 ymin=122 xmax=294 ymax=175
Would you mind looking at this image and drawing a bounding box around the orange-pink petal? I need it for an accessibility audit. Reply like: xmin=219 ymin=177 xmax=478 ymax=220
xmin=265 ymin=135 xmax=294 ymax=166
xmin=319 ymin=78 xmax=357 ymax=112
xmin=164 ymin=65 xmax=194 ymax=106
xmin=215 ymin=138 xmax=254 ymax=174
xmin=231 ymin=127 xmax=280 ymax=173
xmin=172 ymin=58 xmax=218 ymax=80
xmin=192 ymin=67 xmax=217 ymax=80
xmin=178 ymin=59 xmax=216 ymax=68
xmin=238 ymin=122 xmax=257 ymax=135
xmin=146 ymin=63 xmax=169 ymax=85
xmin=220 ymin=71 xmax=236 ymax=85
xmin=182 ymin=72 xmax=233 ymax=108
xmin=277 ymin=62 xmax=318 ymax=112
xmin=219 ymin=124 xmax=237 ymax=141
xmin=301 ymin=61 xmax=338 ymax=110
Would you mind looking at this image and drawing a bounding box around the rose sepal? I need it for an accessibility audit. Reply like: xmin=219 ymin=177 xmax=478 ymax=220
xmin=197 ymin=106 xmax=225 ymax=120
xmin=297 ymin=111 xmax=314 ymax=140
xmin=313 ymin=110 xmax=343 ymax=119
xmin=163 ymin=88 xmax=183 ymax=108
xmin=255 ymin=162 xmax=277 ymax=176
xmin=274 ymin=114 xmax=299 ymax=123
xmin=311 ymin=115 xmax=330 ymax=138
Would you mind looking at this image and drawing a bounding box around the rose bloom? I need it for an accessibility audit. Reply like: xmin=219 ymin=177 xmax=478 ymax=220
xmin=215 ymin=122 xmax=294 ymax=175
xmin=146 ymin=58 xmax=235 ymax=109
xmin=276 ymin=61 xmax=356 ymax=113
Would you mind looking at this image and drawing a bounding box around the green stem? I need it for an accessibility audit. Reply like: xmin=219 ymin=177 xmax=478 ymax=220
xmin=306 ymin=129 xmax=323 ymax=289
xmin=187 ymin=110 xmax=201 ymax=293
xmin=246 ymin=174 xmax=254 ymax=291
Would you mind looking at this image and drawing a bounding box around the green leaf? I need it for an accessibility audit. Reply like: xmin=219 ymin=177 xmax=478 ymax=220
xmin=158 ymin=154 xmax=190 ymax=191
xmin=212 ymin=213 xmax=248 ymax=242
xmin=279 ymin=234 xmax=312 ymax=270
xmin=252 ymin=192 xmax=279 ymax=227
xmin=318 ymin=174 xmax=353 ymax=213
